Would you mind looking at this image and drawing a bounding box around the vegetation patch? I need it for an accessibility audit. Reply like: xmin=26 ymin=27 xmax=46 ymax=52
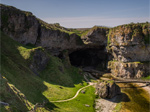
xmin=141 ymin=75 xmax=150 ymax=80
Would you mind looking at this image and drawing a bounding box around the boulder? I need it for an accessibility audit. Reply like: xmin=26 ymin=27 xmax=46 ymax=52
xmin=95 ymin=80 xmax=121 ymax=99
xmin=81 ymin=26 xmax=108 ymax=46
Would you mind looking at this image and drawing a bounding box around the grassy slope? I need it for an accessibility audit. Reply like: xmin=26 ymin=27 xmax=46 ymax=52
xmin=0 ymin=77 xmax=28 ymax=112
xmin=53 ymin=86 xmax=96 ymax=112
xmin=0 ymin=31 xmax=96 ymax=112
xmin=141 ymin=76 xmax=150 ymax=80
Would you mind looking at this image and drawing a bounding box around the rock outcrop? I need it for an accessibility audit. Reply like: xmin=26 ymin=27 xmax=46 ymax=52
xmin=108 ymin=61 xmax=150 ymax=78
xmin=30 ymin=49 xmax=50 ymax=75
xmin=110 ymin=45 xmax=150 ymax=62
xmin=95 ymin=80 xmax=121 ymax=99
xmin=81 ymin=26 xmax=109 ymax=46
xmin=0 ymin=4 xmax=39 ymax=45
xmin=108 ymin=23 xmax=150 ymax=78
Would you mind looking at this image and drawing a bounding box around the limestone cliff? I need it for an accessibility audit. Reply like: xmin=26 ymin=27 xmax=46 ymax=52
xmin=0 ymin=4 xmax=108 ymax=56
xmin=108 ymin=23 xmax=150 ymax=78
xmin=81 ymin=26 xmax=109 ymax=46
xmin=0 ymin=4 xmax=84 ymax=53
xmin=1 ymin=4 xmax=39 ymax=45
xmin=1 ymin=4 xmax=149 ymax=79
xmin=108 ymin=61 xmax=150 ymax=78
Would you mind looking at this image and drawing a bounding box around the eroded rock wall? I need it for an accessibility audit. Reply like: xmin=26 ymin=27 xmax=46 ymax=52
xmin=0 ymin=4 xmax=110 ymax=72
xmin=81 ymin=26 xmax=109 ymax=46
xmin=0 ymin=5 xmax=39 ymax=45
xmin=108 ymin=61 xmax=150 ymax=78
xmin=0 ymin=4 xmax=85 ymax=53
xmin=108 ymin=23 xmax=150 ymax=78
xmin=0 ymin=4 xmax=109 ymax=56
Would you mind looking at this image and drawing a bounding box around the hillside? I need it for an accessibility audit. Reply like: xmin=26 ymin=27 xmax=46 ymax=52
xmin=0 ymin=31 xmax=96 ymax=111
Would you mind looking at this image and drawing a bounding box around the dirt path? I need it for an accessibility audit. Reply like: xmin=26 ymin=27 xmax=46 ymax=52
xmin=50 ymin=74 xmax=94 ymax=103
xmin=51 ymin=84 xmax=92 ymax=103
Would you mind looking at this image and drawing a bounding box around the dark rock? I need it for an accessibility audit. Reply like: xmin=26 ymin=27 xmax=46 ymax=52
xmin=30 ymin=49 xmax=50 ymax=75
xmin=95 ymin=81 xmax=121 ymax=99
xmin=0 ymin=101 xmax=9 ymax=106
xmin=59 ymin=87 xmax=63 ymax=89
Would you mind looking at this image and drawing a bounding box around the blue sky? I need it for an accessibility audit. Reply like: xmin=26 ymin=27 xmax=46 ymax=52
xmin=1 ymin=0 xmax=150 ymax=28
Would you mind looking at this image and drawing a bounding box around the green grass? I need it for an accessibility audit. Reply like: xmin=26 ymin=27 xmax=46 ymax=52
xmin=141 ymin=76 xmax=150 ymax=80
xmin=0 ymin=31 xmax=96 ymax=111
xmin=52 ymin=86 xmax=96 ymax=112
xmin=0 ymin=77 xmax=29 ymax=112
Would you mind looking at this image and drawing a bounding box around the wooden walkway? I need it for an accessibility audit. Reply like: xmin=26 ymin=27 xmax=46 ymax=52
xmin=111 ymin=75 xmax=150 ymax=84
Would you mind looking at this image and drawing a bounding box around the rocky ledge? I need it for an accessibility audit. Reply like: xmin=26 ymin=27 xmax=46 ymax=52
xmin=108 ymin=61 xmax=150 ymax=78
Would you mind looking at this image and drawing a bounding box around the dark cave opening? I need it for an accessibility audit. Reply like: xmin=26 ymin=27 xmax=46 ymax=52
xmin=69 ymin=47 xmax=108 ymax=70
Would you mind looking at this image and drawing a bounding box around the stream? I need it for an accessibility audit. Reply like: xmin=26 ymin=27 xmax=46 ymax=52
xmin=99 ymin=74 xmax=150 ymax=112
xmin=117 ymin=83 xmax=150 ymax=112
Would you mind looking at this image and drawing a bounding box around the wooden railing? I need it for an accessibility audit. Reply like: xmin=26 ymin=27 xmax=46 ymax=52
xmin=111 ymin=75 xmax=150 ymax=84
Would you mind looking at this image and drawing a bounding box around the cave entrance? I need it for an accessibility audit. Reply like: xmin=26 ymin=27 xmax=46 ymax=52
xmin=69 ymin=48 xmax=108 ymax=71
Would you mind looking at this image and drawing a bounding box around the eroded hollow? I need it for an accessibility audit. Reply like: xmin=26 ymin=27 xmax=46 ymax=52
xmin=69 ymin=47 xmax=108 ymax=70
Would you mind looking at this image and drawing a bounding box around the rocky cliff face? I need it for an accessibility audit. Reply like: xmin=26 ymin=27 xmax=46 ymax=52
xmin=108 ymin=61 xmax=150 ymax=78
xmin=0 ymin=4 xmax=109 ymax=72
xmin=0 ymin=4 xmax=39 ymax=45
xmin=81 ymin=26 xmax=109 ymax=46
xmin=0 ymin=4 xmax=85 ymax=54
xmin=1 ymin=4 xmax=149 ymax=79
xmin=108 ymin=23 xmax=150 ymax=78
xmin=0 ymin=4 xmax=108 ymax=55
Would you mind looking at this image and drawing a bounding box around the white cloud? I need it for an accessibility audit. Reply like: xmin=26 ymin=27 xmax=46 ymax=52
xmin=42 ymin=16 xmax=149 ymax=28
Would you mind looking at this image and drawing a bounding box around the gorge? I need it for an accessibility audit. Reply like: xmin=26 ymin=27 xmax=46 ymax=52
xmin=0 ymin=4 xmax=150 ymax=112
